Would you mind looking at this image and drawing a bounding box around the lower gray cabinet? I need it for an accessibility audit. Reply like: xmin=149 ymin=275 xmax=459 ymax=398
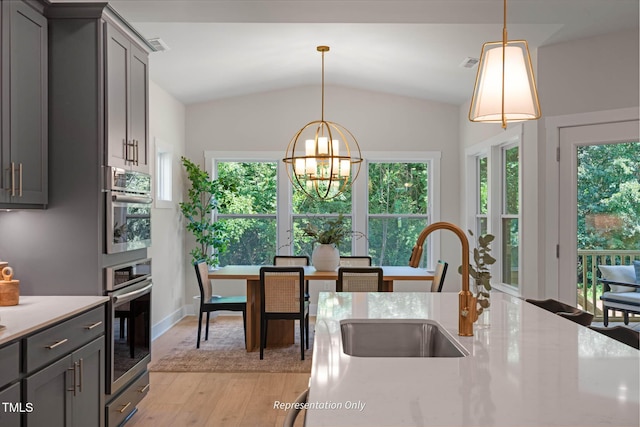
xmin=0 ymin=382 xmax=21 ymax=427
xmin=24 ymin=337 xmax=104 ymax=427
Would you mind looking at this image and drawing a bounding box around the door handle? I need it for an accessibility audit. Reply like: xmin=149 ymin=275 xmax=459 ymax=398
xmin=67 ymin=362 xmax=78 ymax=396
xmin=78 ymin=358 xmax=83 ymax=393
xmin=10 ymin=162 xmax=15 ymax=197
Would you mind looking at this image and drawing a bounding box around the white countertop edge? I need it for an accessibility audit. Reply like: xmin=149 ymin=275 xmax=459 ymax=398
xmin=0 ymin=295 xmax=109 ymax=345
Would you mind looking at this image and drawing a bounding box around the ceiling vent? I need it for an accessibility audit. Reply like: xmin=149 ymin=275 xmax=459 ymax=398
xmin=147 ymin=37 xmax=170 ymax=52
xmin=459 ymin=57 xmax=479 ymax=68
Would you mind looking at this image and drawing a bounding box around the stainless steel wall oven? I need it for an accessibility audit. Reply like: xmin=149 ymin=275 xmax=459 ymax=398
xmin=105 ymin=167 xmax=152 ymax=254
xmin=105 ymin=259 xmax=152 ymax=395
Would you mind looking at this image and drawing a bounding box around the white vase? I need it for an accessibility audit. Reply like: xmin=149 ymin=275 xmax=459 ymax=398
xmin=312 ymin=244 xmax=340 ymax=271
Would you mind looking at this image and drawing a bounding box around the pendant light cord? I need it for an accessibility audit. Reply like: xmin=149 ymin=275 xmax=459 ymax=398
xmin=321 ymin=49 xmax=325 ymax=122
xmin=501 ymin=0 xmax=507 ymax=129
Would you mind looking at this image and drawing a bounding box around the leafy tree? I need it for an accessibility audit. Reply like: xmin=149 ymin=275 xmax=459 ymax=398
xmin=179 ymin=157 xmax=228 ymax=266
xmin=577 ymin=142 xmax=640 ymax=250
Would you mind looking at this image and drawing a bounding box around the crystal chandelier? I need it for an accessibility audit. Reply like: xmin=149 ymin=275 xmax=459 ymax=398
xmin=283 ymin=46 xmax=362 ymax=200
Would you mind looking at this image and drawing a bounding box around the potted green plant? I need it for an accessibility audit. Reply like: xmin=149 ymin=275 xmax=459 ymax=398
xmin=458 ymin=230 xmax=495 ymax=317
xmin=301 ymin=214 xmax=351 ymax=271
xmin=179 ymin=156 xmax=229 ymax=267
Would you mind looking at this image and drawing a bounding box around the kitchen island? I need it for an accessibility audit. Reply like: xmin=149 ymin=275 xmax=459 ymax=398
xmin=306 ymin=292 xmax=639 ymax=426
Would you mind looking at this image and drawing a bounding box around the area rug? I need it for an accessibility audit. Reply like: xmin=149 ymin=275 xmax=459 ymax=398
xmin=148 ymin=316 xmax=313 ymax=373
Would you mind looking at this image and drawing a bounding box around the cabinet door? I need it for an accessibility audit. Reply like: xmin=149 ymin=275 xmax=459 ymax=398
xmin=24 ymin=354 xmax=73 ymax=427
xmin=6 ymin=0 xmax=47 ymax=205
xmin=0 ymin=382 xmax=21 ymax=427
xmin=72 ymin=338 xmax=105 ymax=427
xmin=105 ymin=22 xmax=130 ymax=169
xmin=129 ymin=44 xmax=149 ymax=172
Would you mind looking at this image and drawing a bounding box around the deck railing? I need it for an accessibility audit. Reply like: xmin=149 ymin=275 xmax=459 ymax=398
xmin=577 ymin=250 xmax=640 ymax=322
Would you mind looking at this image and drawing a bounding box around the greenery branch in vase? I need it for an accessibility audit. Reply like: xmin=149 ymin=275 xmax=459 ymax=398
xmin=458 ymin=230 xmax=495 ymax=317
xmin=300 ymin=214 xmax=366 ymax=271
xmin=179 ymin=156 xmax=229 ymax=267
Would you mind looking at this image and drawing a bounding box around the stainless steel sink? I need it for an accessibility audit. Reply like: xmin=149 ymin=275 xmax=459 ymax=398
xmin=340 ymin=319 xmax=468 ymax=357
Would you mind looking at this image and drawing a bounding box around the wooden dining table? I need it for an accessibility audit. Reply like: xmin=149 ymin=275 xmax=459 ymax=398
xmin=208 ymin=265 xmax=434 ymax=352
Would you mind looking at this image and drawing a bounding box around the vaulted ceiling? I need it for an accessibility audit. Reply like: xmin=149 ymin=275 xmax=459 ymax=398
xmin=61 ymin=0 xmax=640 ymax=106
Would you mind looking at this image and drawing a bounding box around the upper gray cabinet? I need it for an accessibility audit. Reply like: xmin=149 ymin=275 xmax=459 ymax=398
xmin=0 ymin=0 xmax=48 ymax=208
xmin=47 ymin=3 xmax=153 ymax=189
xmin=105 ymin=22 xmax=149 ymax=173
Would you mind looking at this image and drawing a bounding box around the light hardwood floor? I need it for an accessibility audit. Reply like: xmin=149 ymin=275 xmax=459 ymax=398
xmin=126 ymin=318 xmax=310 ymax=427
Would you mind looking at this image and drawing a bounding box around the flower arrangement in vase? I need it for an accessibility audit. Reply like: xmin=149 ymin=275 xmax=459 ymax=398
xmin=459 ymin=230 xmax=495 ymax=317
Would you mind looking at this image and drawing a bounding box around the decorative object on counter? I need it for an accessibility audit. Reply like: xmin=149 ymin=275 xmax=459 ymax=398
xmin=458 ymin=230 xmax=495 ymax=324
xmin=302 ymin=214 xmax=353 ymax=271
xmin=409 ymin=221 xmax=478 ymax=336
xmin=180 ymin=156 xmax=229 ymax=267
xmin=0 ymin=266 xmax=19 ymax=306
xmin=282 ymin=45 xmax=363 ymax=200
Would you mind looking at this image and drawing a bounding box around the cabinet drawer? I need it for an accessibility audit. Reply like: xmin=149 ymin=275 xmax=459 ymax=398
xmin=0 ymin=342 xmax=20 ymax=389
xmin=25 ymin=306 xmax=105 ymax=373
xmin=106 ymin=370 xmax=149 ymax=427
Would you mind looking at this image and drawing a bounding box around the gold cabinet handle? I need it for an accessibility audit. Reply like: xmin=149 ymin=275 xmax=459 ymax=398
xmin=78 ymin=358 xmax=83 ymax=393
xmin=123 ymin=139 xmax=128 ymax=162
xmin=10 ymin=162 xmax=15 ymax=196
xmin=85 ymin=321 xmax=103 ymax=330
xmin=118 ymin=402 xmax=132 ymax=414
xmin=46 ymin=338 xmax=68 ymax=349
xmin=67 ymin=362 xmax=78 ymax=396
xmin=139 ymin=383 xmax=150 ymax=393
xmin=18 ymin=163 xmax=22 ymax=197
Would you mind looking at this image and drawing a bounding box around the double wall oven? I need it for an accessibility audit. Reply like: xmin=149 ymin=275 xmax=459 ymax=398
xmin=103 ymin=167 xmax=153 ymax=425
xmin=104 ymin=258 xmax=152 ymax=396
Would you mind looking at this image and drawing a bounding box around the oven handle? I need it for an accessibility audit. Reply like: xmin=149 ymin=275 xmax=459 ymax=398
xmin=113 ymin=283 xmax=152 ymax=305
xmin=112 ymin=194 xmax=153 ymax=204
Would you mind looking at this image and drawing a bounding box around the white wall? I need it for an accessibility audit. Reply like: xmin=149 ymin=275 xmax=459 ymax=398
xmin=183 ymin=85 xmax=463 ymax=304
xmin=148 ymin=80 xmax=188 ymax=337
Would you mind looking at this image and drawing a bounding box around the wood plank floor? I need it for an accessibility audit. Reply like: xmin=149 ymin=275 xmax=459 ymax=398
xmin=126 ymin=317 xmax=310 ymax=427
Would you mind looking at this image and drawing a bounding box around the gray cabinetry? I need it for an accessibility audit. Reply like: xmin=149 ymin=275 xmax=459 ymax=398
xmin=24 ymin=337 xmax=104 ymax=427
xmin=105 ymin=22 xmax=149 ymax=173
xmin=0 ymin=304 xmax=106 ymax=427
xmin=0 ymin=342 xmax=20 ymax=427
xmin=0 ymin=0 xmax=47 ymax=208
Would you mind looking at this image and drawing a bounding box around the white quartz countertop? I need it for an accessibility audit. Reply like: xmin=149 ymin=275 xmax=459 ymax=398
xmin=0 ymin=295 xmax=109 ymax=345
xmin=306 ymin=292 xmax=639 ymax=426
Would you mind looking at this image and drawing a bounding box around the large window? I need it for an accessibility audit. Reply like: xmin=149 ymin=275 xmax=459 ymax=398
xmin=215 ymin=161 xmax=278 ymax=265
xmin=466 ymin=130 xmax=522 ymax=294
xmin=368 ymin=162 xmax=429 ymax=266
xmin=208 ymin=152 xmax=438 ymax=268
xmin=501 ymin=145 xmax=520 ymax=287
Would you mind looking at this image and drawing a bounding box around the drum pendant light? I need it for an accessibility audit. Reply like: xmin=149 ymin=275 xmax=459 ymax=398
xmin=469 ymin=0 xmax=541 ymax=129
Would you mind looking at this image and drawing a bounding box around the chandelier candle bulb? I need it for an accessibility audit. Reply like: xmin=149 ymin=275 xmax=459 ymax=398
xmin=318 ymin=137 xmax=329 ymax=155
xmin=305 ymin=140 xmax=315 ymax=156
xmin=306 ymin=157 xmax=317 ymax=175
xmin=295 ymin=158 xmax=306 ymax=176
xmin=340 ymin=159 xmax=350 ymax=177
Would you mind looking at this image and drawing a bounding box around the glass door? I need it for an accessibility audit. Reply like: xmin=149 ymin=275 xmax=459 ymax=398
xmin=558 ymin=120 xmax=639 ymax=312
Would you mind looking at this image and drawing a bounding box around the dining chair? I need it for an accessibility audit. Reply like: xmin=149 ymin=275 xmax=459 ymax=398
xmin=274 ymin=255 xmax=310 ymax=302
xmin=431 ymin=260 xmax=448 ymax=292
xmin=525 ymin=298 xmax=594 ymax=327
xmin=259 ymin=266 xmax=309 ymax=360
xmin=337 ymin=267 xmax=384 ymax=292
xmin=588 ymin=325 xmax=640 ymax=349
xmin=194 ymin=260 xmax=247 ymax=349
xmin=339 ymin=256 xmax=372 ymax=267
